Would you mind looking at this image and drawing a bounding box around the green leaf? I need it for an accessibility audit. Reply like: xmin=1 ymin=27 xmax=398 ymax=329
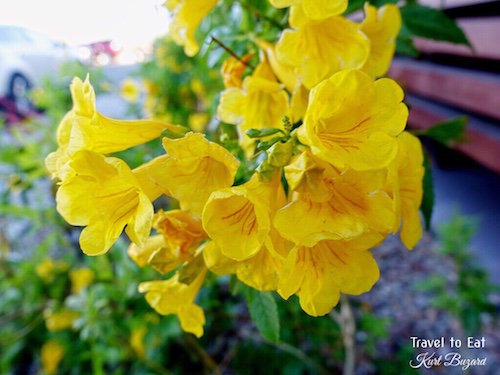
xmin=396 ymin=23 xmax=419 ymax=57
xmin=420 ymin=154 xmax=434 ymax=231
xmin=423 ymin=116 xmax=468 ymax=147
xmin=401 ymin=5 xmax=471 ymax=47
xmin=245 ymin=288 xmax=280 ymax=342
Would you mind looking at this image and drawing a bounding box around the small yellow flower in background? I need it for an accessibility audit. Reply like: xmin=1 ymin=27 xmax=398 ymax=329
xmin=275 ymin=8 xmax=369 ymax=89
xmin=44 ymin=308 xmax=79 ymax=331
xmin=139 ymin=266 xmax=208 ymax=337
xmin=360 ymin=4 xmax=402 ymax=78
xmin=70 ymin=267 xmax=95 ymax=294
xmin=56 ymin=150 xmax=155 ymax=256
xmin=298 ymin=69 xmax=408 ymax=170
xmin=120 ymin=78 xmax=140 ymax=103
xmin=269 ymin=0 xmax=347 ymax=21
xmin=41 ymin=340 xmax=65 ymax=375
xmin=188 ymin=112 xmax=209 ymax=132
xmin=165 ymin=0 xmax=219 ymax=57
xmin=130 ymin=326 xmax=148 ymax=358
xmin=278 ymin=233 xmax=382 ymax=316
xmin=36 ymin=258 xmax=68 ymax=283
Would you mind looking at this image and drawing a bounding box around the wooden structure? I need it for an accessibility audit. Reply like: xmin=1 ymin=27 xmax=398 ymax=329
xmin=389 ymin=0 xmax=500 ymax=173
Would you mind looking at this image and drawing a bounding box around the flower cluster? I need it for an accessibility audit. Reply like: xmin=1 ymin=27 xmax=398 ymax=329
xmin=47 ymin=0 xmax=424 ymax=337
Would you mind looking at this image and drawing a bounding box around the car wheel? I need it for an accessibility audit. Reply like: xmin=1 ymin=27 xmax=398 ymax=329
xmin=8 ymin=73 xmax=32 ymax=117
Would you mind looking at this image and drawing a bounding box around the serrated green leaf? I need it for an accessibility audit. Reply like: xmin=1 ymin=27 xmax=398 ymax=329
xmin=420 ymin=154 xmax=434 ymax=231
xmin=401 ymin=5 xmax=471 ymax=47
xmin=423 ymin=116 xmax=468 ymax=147
xmin=245 ymin=288 xmax=280 ymax=342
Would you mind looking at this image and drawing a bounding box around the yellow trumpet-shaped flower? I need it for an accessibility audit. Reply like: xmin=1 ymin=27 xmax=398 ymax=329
xmin=45 ymin=76 xmax=183 ymax=179
xmin=278 ymin=234 xmax=382 ymax=316
xmin=203 ymin=174 xmax=286 ymax=262
xmin=218 ymin=60 xmax=290 ymax=156
xmin=69 ymin=267 xmax=95 ymax=294
xmin=298 ymin=69 xmax=408 ymax=170
xmin=160 ymin=133 xmax=240 ymax=216
xmin=134 ymin=209 xmax=208 ymax=274
xmin=360 ymin=4 xmax=402 ymax=78
xmin=41 ymin=340 xmax=65 ymax=375
xmin=221 ymin=54 xmax=253 ymax=89
xmin=44 ymin=308 xmax=79 ymax=331
xmin=139 ymin=266 xmax=207 ymax=337
xmin=274 ymin=151 xmax=395 ymax=247
xmin=269 ymin=0 xmax=347 ymax=21
xmin=128 ymin=234 xmax=165 ymax=267
xmin=165 ymin=0 xmax=219 ymax=57
xmin=275 ymin=8 xmax=369 ymax=89
xmin=56 ymin=150 xmax=156 ymax=255
xmin=204 ymin=228 xmax=289 ymax=291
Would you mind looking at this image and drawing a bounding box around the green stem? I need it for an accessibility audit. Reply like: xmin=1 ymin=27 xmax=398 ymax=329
xmin=209 ymin=35 xmax=255 ymax=70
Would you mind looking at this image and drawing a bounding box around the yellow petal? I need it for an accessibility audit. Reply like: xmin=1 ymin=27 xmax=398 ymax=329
xmin=276 ymin=16 xmax=369 ymax=89
xmin=300 ymin=69 xmax=408 ymax=170
xmin=56 ymin=150 xmax=153 ymax=255
xmin=139 ymin=267 xmax=207 ymax=337
xmin=161 ymin=133 xmax=240 ymax=216
xmin=361 ymin=4 xmax=402 ymax=78
xmin=278 ymin=235 xmax=381 ymax=316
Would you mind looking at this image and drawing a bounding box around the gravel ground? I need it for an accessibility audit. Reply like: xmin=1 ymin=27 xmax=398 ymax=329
xmin=354 ymin=233 xmax=500 ymax=375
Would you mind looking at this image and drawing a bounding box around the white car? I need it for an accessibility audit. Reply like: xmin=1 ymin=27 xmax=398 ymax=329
xmin=0 ymin=25 xmax=78 ymax=116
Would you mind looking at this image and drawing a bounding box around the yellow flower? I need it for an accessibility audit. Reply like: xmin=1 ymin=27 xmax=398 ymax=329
xmin=45 ymin=76 xmax=182 ymax=179
xmin=128 ymin=234 xmax=165 ymax=267
xmin=274 ymin=151 xmax=395 ymax=247
xmin=218 ymin=60 xmax=290 ymax=156
xmin=204 ymin=229 xmax=289 ymax=291
xmin=36 ymin=258 xmax=68 ymax=283
xmin=56 ymin=150 xmax=156 ymax=255
xmin=142 ymin=209 xmax=208 ymax=274
xmin=298 ymin=69 xmax=408 ymax=170
xmin=203 ymin=174 xmax=286 ymax=261
xmin=155 ymin=209 xmax=207 ymax=258
xmin=269 ymin=0 xmax=347 ymax=21
xmin=390 ymin=132 xmax=424 ymax=249
xmin=188 ymin=112 xmax=210 ymax=132
xmin=120 ymin=78 xmax=140 ymax=102
xmin=44 ymin=308 xmax=79 ymax=331
xmin=69 ymin=267 xmax=95 ymax=294
xmin=159 ymin=133 xmax=240 ymax=216
xmin=41 ymin=340 xmax=65 ymax=375
xmin=165 ymin=0 xmax=219 ymax=57
xmin=139 ymin=266 xmax=207 ymax=337
xmin=278 ymin=234 xmax=382 ymax=316
xmin=275 ymin=9 xmax=369 ymax=89
xmin=360 ymin=4 xmax=402 ymax=78
xmin=130 ymin=326 xmax=148 ymax=358
xmin=221 ymin=54 xmax=253 ymax=89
